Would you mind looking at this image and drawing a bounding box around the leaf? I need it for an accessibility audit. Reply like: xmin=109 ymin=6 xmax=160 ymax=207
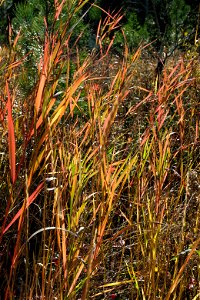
xmin=196 ymin=250 xmax=200 ymax=256
xmin=3 ymin=182 xmax=44 ymax=234
xmin=6 ymin=81 xmax=16 ymax=184
xmin=54 ymin=0 xmax=65 ymax=21
xmin=29 ymin=97 xmax=56 ymax=139
xmin=35 ymin=37 xmax=49 ymax=115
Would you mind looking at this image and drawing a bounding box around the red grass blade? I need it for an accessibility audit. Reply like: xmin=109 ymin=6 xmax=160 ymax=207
xmin=3 ymin=182 xmax=44 ymax=234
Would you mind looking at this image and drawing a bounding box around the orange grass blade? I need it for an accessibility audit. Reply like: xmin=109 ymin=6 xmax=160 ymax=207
xmin=126 ymin=92 xmax=152 ymax=116
xmin=103 ymin=90 xmax=129 ymax=140
xmin=50 ymin=74 xmax=88 ymax=127
xmin=61 ymin=208 xmax=67 ymax=290
xmin=54 ymin=0 xmax=65 ymax=20
xmin=6 ymin=81 xmax=16 ymax=184
xmin=67 ymin=257 xmax=88 ymax=297
xmin=3 ymin=182 xmax=44 ymax=234
xmin=35 ymin=72 xmax=47 ymax=115
xmin=166 ymin=236 xmax=200 ymax=300
xmin=35 ymin=38 xmax=49 ymax=115
xmin=29 ymin=97 xmax=56 ymax=139
xmin=27 ymin=147 xmax=50 ymax=187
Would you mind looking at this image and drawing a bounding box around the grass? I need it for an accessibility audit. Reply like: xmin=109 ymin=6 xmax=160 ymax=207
xmin=0 ymin=2 xmax=200 ymax=299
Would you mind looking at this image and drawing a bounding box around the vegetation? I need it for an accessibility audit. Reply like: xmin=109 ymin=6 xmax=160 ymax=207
xmin=0 ymin=0 xmax=199 ymax=299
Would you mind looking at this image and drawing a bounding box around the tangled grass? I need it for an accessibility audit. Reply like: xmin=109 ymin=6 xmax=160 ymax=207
xmin=0 ymin=2 xmax=199 ymax=299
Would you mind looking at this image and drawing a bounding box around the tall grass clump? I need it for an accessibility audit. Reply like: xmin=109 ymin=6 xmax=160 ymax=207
xmin=0 ymin=1 xmax=199 ymax=299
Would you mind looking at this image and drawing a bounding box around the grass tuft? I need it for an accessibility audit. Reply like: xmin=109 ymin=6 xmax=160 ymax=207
xmin=0 ymin=2 xmax=199 ymax=299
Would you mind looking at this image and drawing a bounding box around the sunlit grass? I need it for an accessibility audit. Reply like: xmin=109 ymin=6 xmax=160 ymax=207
xmin=0 ymin=1 xmax=199 ymax=299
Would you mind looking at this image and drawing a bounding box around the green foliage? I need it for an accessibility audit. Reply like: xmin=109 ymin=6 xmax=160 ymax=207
xmin=169 ymin=0 xmax=191 ymax=45
xmin=11 ymin=0 xmax=92 ymax=95
xmin=114 ymin=12 xmax=149 ymax=51
xmin=117 ymin=0 xmax=197 ymax=53
xmin=11 ymin=0 xmax=48 ymax=92
xmin=88 ymin=5 xmax=102 ymax=21
xmin=0 ymin=0 xmax=13 ymax=44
